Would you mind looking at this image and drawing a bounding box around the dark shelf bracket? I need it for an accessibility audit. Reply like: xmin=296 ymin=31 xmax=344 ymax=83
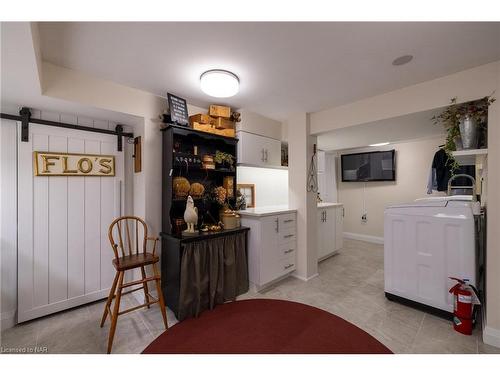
xmin=20 ymin=107 xmax=31 ymax=142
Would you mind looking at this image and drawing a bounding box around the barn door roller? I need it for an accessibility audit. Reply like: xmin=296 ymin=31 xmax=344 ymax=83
xmin=1 ymin=107 xmax=133 ymax=151
xmin=20 ymin=107 xmax=31 ymax=142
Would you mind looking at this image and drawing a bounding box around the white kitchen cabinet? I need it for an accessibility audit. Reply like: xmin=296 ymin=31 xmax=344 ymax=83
xmin=317 ymin=204 xmax=343 ymax=262
xmin=237 ymin=131 xmax=262 ymax=166
xmin=317 ymin=172 xmax=327 ymax=200
xmin=317 ymin=150 xmax=326 ymax=173
xmin=335 ymin=205 xmax=344 ymax=251
xmin=240 ymin=211 xmax=297 ymax=289
xmin=237 ymin=131 xmax=282 ymax=168
xmin=262 ymin=135 xmax=281 ymax=166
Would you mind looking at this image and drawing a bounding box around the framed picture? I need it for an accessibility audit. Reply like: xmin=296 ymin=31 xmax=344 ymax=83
xmin=167 ymin=93 xmax=189 ymax=126
xmin=237 ymin=184 xmax=255 ymax=208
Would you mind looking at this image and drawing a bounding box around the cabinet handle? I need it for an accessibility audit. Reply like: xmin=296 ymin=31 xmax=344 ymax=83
xmin=265 ymin=149 xmax=268 ymax=162
xmin=284 ymin=249 xmax=294 ymax=254
xmin=284 ymin=264 xmax=294 ymax=270
xmin=275 ymin=218 xmax=279 ymax=233
xmin=261 ymin=149 xmax=265 ymax=162
xmin=284 ymin=234 xmax=294 ymax=238
xmin=343 ymin=207 xmax=345 ymax=217
xmin=321 ymin=211 xmax=325 ymax=222
xmin=284 ymin=219 xmax=294 ymax=223
xmin=325 ymin=210 xmax=327 ymax=222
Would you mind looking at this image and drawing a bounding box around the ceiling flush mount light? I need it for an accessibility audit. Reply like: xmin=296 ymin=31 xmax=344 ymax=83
xmin=200 ymin=70 xmax=239 ymax=98
xmin=392 ymin=55 xmax=413 ymax=66
xmin=369 ymin=142 xmax=390 ymax=147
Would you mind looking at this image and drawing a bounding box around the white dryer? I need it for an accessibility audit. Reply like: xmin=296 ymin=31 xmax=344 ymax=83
xmin=384 ymin=195 xmax=477 ymax=314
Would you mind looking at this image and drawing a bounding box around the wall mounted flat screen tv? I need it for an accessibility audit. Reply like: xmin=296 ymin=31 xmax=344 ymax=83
xmin=341 ymin=150 xmax=396 ymax=182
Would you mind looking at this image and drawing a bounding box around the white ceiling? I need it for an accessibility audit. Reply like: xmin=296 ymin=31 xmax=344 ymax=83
xmin=38 ymin=22 xmax=500 ymax=121
xmin=317 ymin=107 xmax=446 ymax=151
xmin=1 ymin=22 xmax=143 ymax=127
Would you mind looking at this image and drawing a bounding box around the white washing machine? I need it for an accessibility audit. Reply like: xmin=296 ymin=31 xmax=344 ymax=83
xmin=384 ymin=195 xmax=477 ymax=314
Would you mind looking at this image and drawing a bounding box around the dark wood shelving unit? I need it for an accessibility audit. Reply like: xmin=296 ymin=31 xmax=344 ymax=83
xmin=160 ymin=123 xmax=250 ymax=319
xmin=161 ymin=123 xmax=239 ymax=236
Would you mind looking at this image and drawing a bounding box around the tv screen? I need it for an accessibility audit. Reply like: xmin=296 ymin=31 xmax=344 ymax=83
xmin=341 ymin=150 xmax=396 ymax=182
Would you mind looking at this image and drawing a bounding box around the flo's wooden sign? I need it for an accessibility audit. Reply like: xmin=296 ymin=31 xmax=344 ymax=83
xmin=34 ymin=152 xmax=115 ymax=176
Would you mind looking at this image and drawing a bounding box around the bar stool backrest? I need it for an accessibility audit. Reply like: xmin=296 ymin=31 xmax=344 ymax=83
xmin=108 ymin=216 xmax=148 ymax=260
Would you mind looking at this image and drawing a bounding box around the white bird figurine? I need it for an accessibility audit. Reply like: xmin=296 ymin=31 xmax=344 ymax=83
xmin=183 ymin=195 xmax=198 ymax=234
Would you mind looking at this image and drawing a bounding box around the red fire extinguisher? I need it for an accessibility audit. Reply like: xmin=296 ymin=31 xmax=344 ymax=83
xmin=448 ymin=277 xmax=477 ymax=335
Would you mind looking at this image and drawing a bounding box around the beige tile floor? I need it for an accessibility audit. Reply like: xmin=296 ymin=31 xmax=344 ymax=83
xmin=1 ymin=239 xmax=499 ymax=354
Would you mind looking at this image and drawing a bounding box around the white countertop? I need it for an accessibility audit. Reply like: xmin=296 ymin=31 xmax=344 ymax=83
xmin=317 ymin=202 xmax=343 ymax=208
xmin=238 ymin=205 xmax=297 ymax=217
xmin=238 ymin=203 xmax=343 ymax=216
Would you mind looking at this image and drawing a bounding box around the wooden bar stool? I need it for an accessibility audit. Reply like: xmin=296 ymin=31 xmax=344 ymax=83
xmin=100 ymin=216 xmax=168 ymax=353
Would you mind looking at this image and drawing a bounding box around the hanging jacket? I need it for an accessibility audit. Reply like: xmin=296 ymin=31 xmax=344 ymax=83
xmin=427 ymin=148 xmax=476 ymax=193
xmin=426 ymin=167 xmax=437 ymax=194
xmin=432 ymin=148 xmax=450 ymax=192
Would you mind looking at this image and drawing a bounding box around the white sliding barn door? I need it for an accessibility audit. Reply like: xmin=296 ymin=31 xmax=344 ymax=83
xmin=17 ymin=123 xmax=124 ymax=322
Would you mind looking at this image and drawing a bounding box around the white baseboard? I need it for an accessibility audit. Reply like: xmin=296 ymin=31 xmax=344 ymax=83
xmin=344 ymin=232 xmax=384 ymax=245
xmin=1 ymin=310 xmax=17 ymax=331
xmin=292 ymin=272 xmax=319 ymax=282
xmin=483 ymin=326 xmax=500 ymax=348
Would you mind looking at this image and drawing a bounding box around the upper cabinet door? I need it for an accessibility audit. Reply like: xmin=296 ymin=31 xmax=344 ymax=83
xmin=317 ymin=172 xmax=327 ymax=198
xmin=317 ymin=150 xmax=326 ymax=173
xmin=263 ymin=137 xmax=281 ymax=166
xmin=237 ymin=131 xmax=282 ymax=167
xmin=237 ymin=131 xmax=266 ymax=166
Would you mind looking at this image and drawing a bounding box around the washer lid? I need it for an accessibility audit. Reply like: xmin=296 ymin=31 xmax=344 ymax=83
xmin=386 ymin=195 xmax=473 ymax=209
xmin=386 ymin=200 xmax=449 ymax=209
xmin=415 ymin=195 xmax=473 ymax=203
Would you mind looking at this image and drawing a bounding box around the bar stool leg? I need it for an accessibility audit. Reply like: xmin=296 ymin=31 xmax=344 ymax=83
xmin=141 ymin=266 xmax=151 ymax=309
xmin=107 ymin=271 xmax=124 ymax=354
xmin=100 ymin=271 xmax=119 ymax=327
xmin=152 ymin=263 xmax=168 ymax=329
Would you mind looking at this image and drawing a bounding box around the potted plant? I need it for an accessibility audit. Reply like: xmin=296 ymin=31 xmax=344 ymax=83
xmin=214 ymin=150 xmax=235 ymax=171
xmin=433 ymin=95 xmax=495 ymax=151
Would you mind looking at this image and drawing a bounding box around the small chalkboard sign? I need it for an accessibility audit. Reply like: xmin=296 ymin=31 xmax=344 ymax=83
xmin=167 ymin=93 xmax=189 ymax=126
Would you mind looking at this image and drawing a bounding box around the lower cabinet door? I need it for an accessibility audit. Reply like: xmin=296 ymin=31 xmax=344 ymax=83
xmin=260 ymin=215 xmax=280 ymax=285
xmin=317 ymin=210 xmax=326 ymax=260
xmin=318 ymin=208 xmax=338 ymax=261
xmin=324 ymin=207 xmax=336 ymax=255
xmin=335 ymin=206 xmax=344 ymax=251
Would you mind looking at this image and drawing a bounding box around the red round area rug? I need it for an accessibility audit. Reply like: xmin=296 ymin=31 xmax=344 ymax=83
xmin=142 ymin=299 xmax=392 ymax=354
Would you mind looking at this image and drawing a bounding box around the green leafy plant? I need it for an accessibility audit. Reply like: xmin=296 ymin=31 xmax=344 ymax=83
xmin=214 ymin=150 xmax=235 ymax=169
xmin=432 ymin=94 xmax=495 ymax=175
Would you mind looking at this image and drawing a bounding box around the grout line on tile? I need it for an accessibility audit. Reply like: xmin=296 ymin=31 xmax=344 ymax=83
xmin=408 ymin=311 xmax=426 ymax=352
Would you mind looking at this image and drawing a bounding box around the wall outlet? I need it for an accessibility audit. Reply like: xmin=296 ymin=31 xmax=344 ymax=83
xmin=361 ymin=213 xmax=367 ymax=223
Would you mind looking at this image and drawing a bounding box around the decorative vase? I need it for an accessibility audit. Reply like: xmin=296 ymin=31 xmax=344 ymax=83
xmin=459 ymin=116 xmax=478 ymax=149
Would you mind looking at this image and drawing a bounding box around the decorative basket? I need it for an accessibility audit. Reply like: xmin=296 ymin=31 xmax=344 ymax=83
xmin=189 ymin=182 xmax=205 ymax=199
xmin=221 ymin=211 xmax=238 ymax=230
xmin=173 ymin=177 xmax=191 ymax=199
xmin=202 ymin=155 xmax=216 ymax=170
